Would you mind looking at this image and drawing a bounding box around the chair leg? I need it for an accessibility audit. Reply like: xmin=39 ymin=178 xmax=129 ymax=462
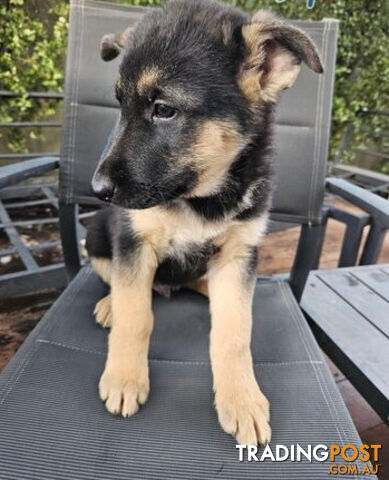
xmin=290 ymin=211 xmax=328 ymax=302
xmin=360 ymin=220 xmax=387 ymax=265
xmin=59 ymin=202 xmax=81 ymax=281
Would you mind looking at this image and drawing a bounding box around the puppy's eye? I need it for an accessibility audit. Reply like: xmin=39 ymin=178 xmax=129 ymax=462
xmin=153 ymin=102 xmax=177 ymax=120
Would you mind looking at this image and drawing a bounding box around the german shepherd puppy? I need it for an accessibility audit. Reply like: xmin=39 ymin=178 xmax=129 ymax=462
xmin=86 ymin=0 xmax=322 ymax=445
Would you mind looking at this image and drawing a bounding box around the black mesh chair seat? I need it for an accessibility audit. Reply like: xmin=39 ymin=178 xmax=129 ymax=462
xmin=0 ymin=268 xmax=372 ymax=479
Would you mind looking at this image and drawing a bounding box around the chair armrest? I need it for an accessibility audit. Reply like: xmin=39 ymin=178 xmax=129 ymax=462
xmin=0 ymin=156 xmax=59 ymax=189
xmin=326 ymin=177 xmax=389 ymax=229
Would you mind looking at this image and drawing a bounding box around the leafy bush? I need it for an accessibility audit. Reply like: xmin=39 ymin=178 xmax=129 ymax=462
xmin=0 ymin=0 xmax=68 ymax=152
xmin=1 ymin=0 xmax=388 ymax=172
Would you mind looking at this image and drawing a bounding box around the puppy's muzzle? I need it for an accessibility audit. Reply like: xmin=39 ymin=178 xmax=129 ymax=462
xmin=91 ymin=170 xmax=115 ymax=203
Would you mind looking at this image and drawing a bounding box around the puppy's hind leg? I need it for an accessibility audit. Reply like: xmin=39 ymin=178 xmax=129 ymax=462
xmin=86 ymin=207 xmax=115 ymax=327
xmin=186 ymin=277 xmax=209 ymax=297
xmin=91 ymin=257 xmax=112 ymax=285
xmin=91 ymin=257 xmax=113 ymax=328
xmin=94 ymin=294 xmax=112 ymax=328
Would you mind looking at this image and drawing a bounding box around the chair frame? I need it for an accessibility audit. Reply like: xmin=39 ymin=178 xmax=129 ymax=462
xmin=290 ymin=178 xmax=389 ymax=300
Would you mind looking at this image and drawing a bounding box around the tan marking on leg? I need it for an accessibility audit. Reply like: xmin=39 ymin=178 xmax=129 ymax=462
xmin=91 ymin=257 xmax=112 ymax=285
xmin=99 ymin=245 xmax=157 ymax=418
xmin=94 ymin=294 xmax=112 ymax=328
xmin=186 ymin=277 xmax=209 ymax=297
xmin=136 ymin=66 xmax=160 ymax=95
xmin=214 ymin=214 xmax=268 ymax=261
xmin=129 ymin=207 xmax=170 ymax=254
xmin=91 ymin=258 xmax=113 ymax=327
xmin=209 ymin=218 xmax=271 ymax=445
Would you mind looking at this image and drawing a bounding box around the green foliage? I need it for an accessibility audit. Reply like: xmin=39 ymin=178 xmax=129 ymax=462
xmin=1 ymin=0 xmax=388 ymax=173
xmin=0 ymin=0 xmax=69 ymax=152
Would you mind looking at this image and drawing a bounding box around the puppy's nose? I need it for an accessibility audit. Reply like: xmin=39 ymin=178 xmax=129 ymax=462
xmin=91 ymin=172 xmax=115 ymax=202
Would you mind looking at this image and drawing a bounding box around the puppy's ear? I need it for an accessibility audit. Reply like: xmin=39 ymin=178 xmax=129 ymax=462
xmin=238 ymin=10 xmax=323 ymax=103
xmin=100 ymin=26 xmax=134 ymax=62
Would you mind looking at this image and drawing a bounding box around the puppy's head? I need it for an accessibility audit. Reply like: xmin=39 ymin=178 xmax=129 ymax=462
xmin=92 ymin=0 xmax=323 ymax=209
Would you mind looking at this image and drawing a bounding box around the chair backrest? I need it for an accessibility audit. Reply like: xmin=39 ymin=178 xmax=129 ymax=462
xmin=59 ymin=0 xmax=338 ymax=226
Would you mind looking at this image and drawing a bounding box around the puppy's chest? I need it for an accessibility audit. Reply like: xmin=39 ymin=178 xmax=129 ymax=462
xmin=154 ymin=241 xmax=218 ymax=287
xmin=130 ymin=205 xmax=229 ymax=256
xmin=130 ymin=205 xmax=228 ymax=285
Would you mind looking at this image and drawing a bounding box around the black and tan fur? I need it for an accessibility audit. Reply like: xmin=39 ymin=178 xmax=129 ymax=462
xmin=86 ymin=0 xmax=323 ymax=445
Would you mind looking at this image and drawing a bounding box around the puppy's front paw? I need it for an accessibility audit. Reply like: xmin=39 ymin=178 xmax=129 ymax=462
xmin=99 ymin=364 xmax=149 ymax=418
xmin=94 ymin=294 xmax=112 ymax=328
xmin=215 ymin=379 xmax=271 ymax=445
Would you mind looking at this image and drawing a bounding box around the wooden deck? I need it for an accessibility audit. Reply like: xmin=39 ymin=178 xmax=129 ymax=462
xmin=0 ymin=197 xmax=388 ymax=477
xmin=259 ymin=199 xmax=389 ymax=276
xmin=326 ymin=354 xmax=388 ymax=479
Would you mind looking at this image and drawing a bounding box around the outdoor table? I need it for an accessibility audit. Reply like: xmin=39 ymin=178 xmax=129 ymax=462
xmin=301 ymin=264 xmax=389 ymax=423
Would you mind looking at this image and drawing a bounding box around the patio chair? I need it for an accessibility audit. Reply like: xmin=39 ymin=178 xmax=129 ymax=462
xmin=0 ymin=1 xmax=378 ymax=478
xmin=0 ymin=156 xmax=67 ymax=297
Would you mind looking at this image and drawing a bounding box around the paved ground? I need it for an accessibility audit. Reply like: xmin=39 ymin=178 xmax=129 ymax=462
xmin=0 ymin=197 xmax=388 ymax=477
